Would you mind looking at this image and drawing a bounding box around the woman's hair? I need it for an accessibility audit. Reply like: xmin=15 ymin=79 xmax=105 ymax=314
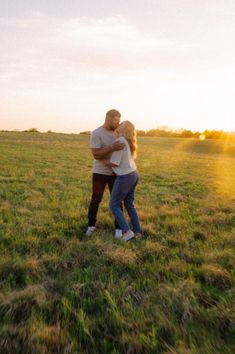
xmin=119 ymin=120 xmax=137 ymax=158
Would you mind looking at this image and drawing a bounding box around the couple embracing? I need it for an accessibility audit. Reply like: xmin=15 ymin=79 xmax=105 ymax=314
xmin=86 ymin=109 xmax=141 ymax=241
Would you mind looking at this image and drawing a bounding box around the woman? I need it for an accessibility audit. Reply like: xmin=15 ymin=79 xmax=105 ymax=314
xmin=101 ymin=120 xmax=141 ymax=241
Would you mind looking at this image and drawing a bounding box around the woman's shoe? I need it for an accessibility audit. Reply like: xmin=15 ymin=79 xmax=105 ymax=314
xmin=115 ymin=229 xmax=123 ymax=239
xmin=85 ymin=226 xmax=96 ymax=236
xmin=122 ymin=230 xmax=135 ymax=241
xmin=114 ymin=229 xmax=122 ymax=238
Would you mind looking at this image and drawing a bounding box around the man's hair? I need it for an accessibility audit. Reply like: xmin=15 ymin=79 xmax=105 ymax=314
xmin=106 ymin=109 xmax=121 ymax=120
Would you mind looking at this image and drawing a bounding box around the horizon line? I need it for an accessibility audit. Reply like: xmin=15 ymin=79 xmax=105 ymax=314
xmin=1 ymin=127 xmax=235 ymax=135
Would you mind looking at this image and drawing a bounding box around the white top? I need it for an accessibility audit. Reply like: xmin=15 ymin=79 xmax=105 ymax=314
xmin=90 ymin=126 xmax=115 ymax=175
xmin=111 ymin=137 xmax=137 ymax=176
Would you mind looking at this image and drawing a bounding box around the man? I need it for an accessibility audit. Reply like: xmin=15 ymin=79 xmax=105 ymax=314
xmin=86 ymin=109 xmax=124 ymax=237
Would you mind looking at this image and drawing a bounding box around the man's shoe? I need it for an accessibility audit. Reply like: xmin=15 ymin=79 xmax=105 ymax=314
xmin=86 ymin=226 xmax=96 ymax=236
xmin=122 ymin=230 xmax=135 ymax=241
xmin=115 ymin=229 xmax=122 ymax=239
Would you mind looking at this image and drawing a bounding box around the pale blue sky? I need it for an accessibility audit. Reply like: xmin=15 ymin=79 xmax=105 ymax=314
xmin=0 ymin=0 xmax=235 ymax=132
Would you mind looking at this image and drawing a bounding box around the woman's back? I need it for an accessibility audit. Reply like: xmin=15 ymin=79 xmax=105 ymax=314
xmin=111 ymin=136 xmax=136 ymax=175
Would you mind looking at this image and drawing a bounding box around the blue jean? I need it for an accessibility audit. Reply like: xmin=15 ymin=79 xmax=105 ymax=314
xmin=109 ymin=171 xmax=141 ymax=233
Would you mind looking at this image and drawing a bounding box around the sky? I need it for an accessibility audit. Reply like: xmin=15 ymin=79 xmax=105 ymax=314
xmin=0 ymin=0 xmax=235 ymax=133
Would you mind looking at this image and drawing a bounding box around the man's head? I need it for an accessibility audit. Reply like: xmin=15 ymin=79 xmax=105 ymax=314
xmin=104 ymin=109 xmax=121 ymax=130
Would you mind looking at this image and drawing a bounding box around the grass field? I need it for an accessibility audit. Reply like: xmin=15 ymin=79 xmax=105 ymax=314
xmin=0 ymin=131 xmax=234 ymax=354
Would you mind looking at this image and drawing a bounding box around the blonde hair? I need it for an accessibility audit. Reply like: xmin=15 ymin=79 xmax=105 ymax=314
xmin=120 ymin=120 xmax=137 ymax=158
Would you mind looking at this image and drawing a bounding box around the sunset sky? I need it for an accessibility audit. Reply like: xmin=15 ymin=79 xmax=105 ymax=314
xmin=0 ymin=0 xmax=234 ymax=133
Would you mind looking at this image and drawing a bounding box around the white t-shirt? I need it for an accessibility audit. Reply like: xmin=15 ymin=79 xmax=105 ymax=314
xmin=111 ymin=137 xmax=137 ymax=176
xmin=90 ymin=126 xmax=115 ymax=175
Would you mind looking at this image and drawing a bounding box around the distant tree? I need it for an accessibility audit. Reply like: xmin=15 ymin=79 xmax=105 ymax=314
xmin=193 ymin=131 xmax=201 ymax=138
xmin=138 ymin=127 xmax=235 ymax=140
xmin=79 ymin=131 xmax=91 ymax=135
xmin=203 ymin=130 xmax=227 ymax=139
xmin=181 ymin=130 xmax=194 ymax=138
xmin=24 ymin=128 xmax=39 ymax=133
xmin=137 ymin=130 xmax=146 ymax=136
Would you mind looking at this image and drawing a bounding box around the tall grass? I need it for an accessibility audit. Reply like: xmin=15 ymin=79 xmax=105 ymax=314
xmin=0 ymin=132 xmax=234 ymax=353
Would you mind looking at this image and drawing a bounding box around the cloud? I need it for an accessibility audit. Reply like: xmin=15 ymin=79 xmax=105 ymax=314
xmin=0 ymin=11 xmax=212 ymax=92
xmin=0 ymin=9 xmax=234 ymax=132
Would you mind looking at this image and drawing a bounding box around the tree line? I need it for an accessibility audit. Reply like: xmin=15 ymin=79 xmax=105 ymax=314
xmin=136 ymin=128 xmax=235 ymax=140
xmin=1 ymin=128 xmax=234 ymax=141
xmin=80 ymin=128 xmax=235 ymax=140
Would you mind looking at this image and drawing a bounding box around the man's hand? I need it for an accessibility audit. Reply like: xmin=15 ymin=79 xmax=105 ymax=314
xmin=111 ymin=141 xmax=125 ymax=151
xmin=92 ymin=141 xmax=124 ymax=160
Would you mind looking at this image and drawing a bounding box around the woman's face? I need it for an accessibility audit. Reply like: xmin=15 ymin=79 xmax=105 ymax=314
xmin=114 ymin=123 xmax=124 ymax=137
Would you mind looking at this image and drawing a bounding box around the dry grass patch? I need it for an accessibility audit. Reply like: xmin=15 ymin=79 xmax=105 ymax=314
xmin=144 ymin=240 xmax=165 ymax=254
xmin=0 ymin=257 xmax=40 ymax=288
xmin=65 ymin=237 xmax=81 ymax=250
xmin=32 ymin=323 xmax=72 ymax=354
xmin=203 ymin=249 xmax=234 ymax=267
xmin=203 ymin=205 xmax=220 ymax=215
xmin=0 ymin=284 xmax=48 ymax=324
xmin=17 ymin=207 xmax=32 ymax=215
xmin=138 ymin=210 xmax=148 ymax=221
xmin=201 ymin=212 xmax=231 ymax=227
xmin=25 ymin=169 xmax=35 ymax=179
xmin=199 ymin=264 xmax=231 ymax=289
xmin=165 ymin=217 xmax=186 ymax=233
xmin=52 ymin=179 xmax=64 ymax=186
xmin=41 ymin=254 xmax=73 ymax=273
xmin=162 ymin=341 xmax=192 ymax=354
xmin=26 ymin=190 xmax=47 ymax=208
xmin=140 ymin=240 xmax=167 ymax=261
xmin=173 ymin=193 xmax=186 ymax=203
xmin=25 ymin=256 xmax=41 ymax=272
xmin=167 ymin=233 xmax=187 ymax=247
xmin=0 ymin=201 xmax=11 ymax=212
xmin=142 ymin=222 xmax=157 ymax=236
xmin=104 ymin=245 xmax=137 ymax=265
xmin=158 ymin=204 xmax=179 ymax=217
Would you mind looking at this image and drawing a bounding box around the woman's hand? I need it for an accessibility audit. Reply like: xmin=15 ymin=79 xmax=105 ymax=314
xmin=111 ymin=141 xmax=124 ymax=151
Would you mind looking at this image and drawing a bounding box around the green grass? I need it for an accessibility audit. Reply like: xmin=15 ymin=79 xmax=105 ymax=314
xmin=0 ymin=131 xmax=235 ymax=353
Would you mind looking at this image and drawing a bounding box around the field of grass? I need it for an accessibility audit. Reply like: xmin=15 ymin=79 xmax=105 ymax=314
xmin=0 ymin=131 xmax=234 ymax=354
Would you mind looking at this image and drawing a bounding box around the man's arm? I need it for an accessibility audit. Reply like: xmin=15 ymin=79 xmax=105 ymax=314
xmin=100 ymin=143 xmax=124 ymax=167
xmin=91 ymin=141 xmax=124 ymax=160
xmin=100 ymin=159 xmax=118 ymax=167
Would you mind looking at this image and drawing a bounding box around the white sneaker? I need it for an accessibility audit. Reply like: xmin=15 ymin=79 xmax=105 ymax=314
xmin=85 ymin=226 xmax=96 ymax=236
xmin=122 ymin=230 xmax=135 ymax=241
xmin=115 ymin=229 xmax=123 ymax=239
